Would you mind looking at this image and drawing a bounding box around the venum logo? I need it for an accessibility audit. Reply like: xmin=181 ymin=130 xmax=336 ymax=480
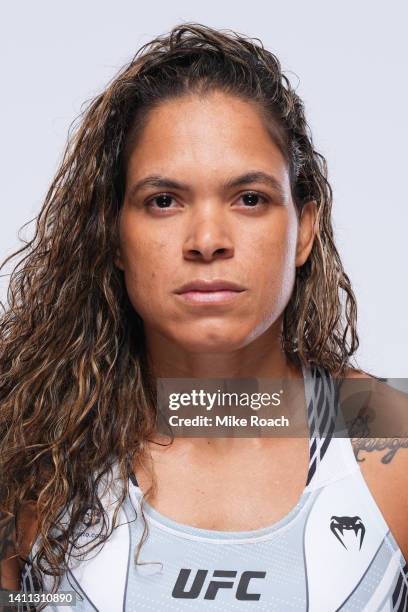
xmin=330 ymin=515 xmax=366 ymax=550
xmin=172 ymin=569 xmax=266 ymax=601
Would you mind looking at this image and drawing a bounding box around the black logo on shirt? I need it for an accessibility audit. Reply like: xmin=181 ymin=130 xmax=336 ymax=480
xmin=330 ymin=515 xmax=365 ymax=550
xmin=172 ymin=569 xmax=266 ymax=600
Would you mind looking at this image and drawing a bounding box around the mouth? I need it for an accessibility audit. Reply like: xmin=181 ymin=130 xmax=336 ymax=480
xmin=174 ymin=279 xmax=247 ymax=305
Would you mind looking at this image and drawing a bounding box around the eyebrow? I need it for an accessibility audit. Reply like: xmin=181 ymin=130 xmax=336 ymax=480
xmin=127 ymin=171 xmax=287 ymax=202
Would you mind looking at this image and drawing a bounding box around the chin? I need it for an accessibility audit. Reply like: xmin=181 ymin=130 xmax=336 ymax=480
xmin=173 ymin=326 xmax=250 ymax=353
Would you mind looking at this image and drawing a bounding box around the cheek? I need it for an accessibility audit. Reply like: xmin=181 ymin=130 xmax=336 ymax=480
xmin=252 ymin=219 xmax=298 ymax=313
xmin=120 ymin=231 xmax=171 ymax=318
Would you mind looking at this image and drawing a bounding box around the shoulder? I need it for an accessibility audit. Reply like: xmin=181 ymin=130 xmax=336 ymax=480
xmin=341 ymin=366 xmax=408 ymax=464
xmin=341 ymin=365 xmax=408 ymax=467
xmin=342 ymin=366 xmax=408 ymax=560
xmin=16 ymin=502 xmax=39 ymax=559
xmin=0 ymin=503 xmax=38 ymax=591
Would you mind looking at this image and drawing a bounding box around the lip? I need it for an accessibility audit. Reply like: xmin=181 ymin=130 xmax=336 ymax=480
xmin=174 ymin=279 xmax=246 ymax=305
xmin=174 ymin=279 xmax=246 ymax=293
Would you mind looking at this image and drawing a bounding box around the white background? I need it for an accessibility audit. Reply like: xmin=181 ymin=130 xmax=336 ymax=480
xmin=1 ymin=1 xmax=407 ymax=376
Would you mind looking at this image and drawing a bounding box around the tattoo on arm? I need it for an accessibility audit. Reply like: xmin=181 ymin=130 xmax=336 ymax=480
xmin=351 ymin=437 xmax=408 ymax=464
xmin=345 ymin=405 xmax=408 ymax=463
xmin=341 ymin=375 xmax=408 ymax=464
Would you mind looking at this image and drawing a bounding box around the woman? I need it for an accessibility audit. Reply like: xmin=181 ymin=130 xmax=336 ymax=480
xmin=1 ymin=22 xmax=407 ymax=612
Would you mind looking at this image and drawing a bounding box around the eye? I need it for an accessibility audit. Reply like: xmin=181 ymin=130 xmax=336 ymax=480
xmin=145 ymin=193 xmax=177 ymax=209
xmin=236 ymin=191 xmax=271 ymax=208
xmin=144 ymin=190 xmax=272 ymax=211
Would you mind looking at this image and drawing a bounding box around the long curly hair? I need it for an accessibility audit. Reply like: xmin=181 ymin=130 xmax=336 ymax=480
xmin=0 ymin=22 xmax=359 ymax=604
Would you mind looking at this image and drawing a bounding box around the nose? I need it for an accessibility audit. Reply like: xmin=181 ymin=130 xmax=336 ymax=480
xmin=182 ymin=208 xmax=234 ymax=262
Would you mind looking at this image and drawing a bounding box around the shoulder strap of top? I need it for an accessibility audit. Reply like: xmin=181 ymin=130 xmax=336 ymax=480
xmin=304 ymin=363 xmax=359 ymax=490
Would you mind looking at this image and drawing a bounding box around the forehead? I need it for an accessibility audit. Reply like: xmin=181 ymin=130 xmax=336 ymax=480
xmin=125 ymin=92 xmax=290 ymax=186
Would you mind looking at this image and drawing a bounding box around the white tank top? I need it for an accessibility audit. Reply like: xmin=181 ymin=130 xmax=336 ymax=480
xmin=21 ymin=364 xmax=408 ymax=611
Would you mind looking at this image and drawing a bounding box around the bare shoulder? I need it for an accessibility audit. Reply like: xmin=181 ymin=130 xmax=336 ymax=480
xmin=341 ymin=366 xmax=408 ymax=465
xmin=343 ymin=366 xmax=370 ymax=378
xmin=342 ymin=366 xmax=408 ymax=560
xmin=0 ymin=503 xmax=38 ymax=591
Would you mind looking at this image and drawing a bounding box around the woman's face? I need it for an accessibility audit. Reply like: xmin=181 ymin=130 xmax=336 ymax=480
xmin=117 ymin=91 xmax=316 ymax=353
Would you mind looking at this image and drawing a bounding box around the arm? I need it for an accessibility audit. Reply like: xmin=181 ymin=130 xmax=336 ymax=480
xmin=343 ymin=368 xmax=408 ymax=561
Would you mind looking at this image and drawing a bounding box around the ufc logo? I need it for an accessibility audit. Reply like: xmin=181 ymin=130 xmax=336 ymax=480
xmin=172 ymin=568 xmax=266 ymax=601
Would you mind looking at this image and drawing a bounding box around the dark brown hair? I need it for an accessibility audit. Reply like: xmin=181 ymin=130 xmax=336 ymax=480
xmin=0 ymin=22 xmax=358 ymax=604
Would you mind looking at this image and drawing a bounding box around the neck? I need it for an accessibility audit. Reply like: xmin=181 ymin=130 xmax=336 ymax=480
xmin=143 ymin=321 xmax=302 ymax=380
xmin=141 ymin=321 xmax=306 ymax=452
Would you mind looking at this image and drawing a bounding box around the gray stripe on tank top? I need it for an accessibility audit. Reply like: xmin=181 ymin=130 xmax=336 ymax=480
xmin=122 ymin=498 xmax=137 ymax=611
